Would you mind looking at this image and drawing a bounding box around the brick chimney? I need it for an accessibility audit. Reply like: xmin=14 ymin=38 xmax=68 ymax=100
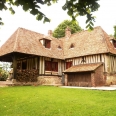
xmin=65 ymin=27 xmax=71 ymax=39
xmin=48 ymin=30 xmax=53 ymax=36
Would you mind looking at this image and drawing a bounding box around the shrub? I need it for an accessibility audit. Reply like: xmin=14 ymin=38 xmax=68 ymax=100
xmin=0 ymin=69 xmax=8 ymax=81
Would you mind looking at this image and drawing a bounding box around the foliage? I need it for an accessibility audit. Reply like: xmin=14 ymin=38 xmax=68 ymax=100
xmin=0 ymin=0 xmax=100 ymax=30
xmin=53 ymin=20 xmax=82 ymax=38
xmin=114 ymin=25 xmax=116 ymax=39
xmin=0 ymin=86 xmax=116 ymax=116
xmin=62 ymin=0 xmax=100 ymax=30
xmin=0 ymin=68 xmax=8 ymax=81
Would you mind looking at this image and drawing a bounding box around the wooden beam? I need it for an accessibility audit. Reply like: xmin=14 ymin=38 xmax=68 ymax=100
xmin=12 ymin=55 xmax=17 ymax=79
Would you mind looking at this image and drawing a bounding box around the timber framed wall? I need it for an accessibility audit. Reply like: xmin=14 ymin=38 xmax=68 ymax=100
xmin=17 ymin=56 xmax=65 ymax=76
xmin=108 ymin=55 xmax=116 ymax=73
xmin=15 ymin=55 xmax=64 ymax=85
xmin=37 ymin=57 xmax=64 ymax=85
xmin=17 ymin=56 xmax=39 ymax=70
xmin=65 ymin=54 xmax=109 ymax=72
xmin=65 ymin=53 xmax=116 ymax=86
xmin=105 ymin=54 xmax=116 ymax=85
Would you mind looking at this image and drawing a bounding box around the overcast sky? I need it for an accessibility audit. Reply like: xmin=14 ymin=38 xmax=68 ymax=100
xmin=0 ymin=0 xmax=116 ymax=46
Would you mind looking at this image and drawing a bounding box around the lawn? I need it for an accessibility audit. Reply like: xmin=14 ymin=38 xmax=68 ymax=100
xmin=0 ymin=86 xmax=116 ymax=116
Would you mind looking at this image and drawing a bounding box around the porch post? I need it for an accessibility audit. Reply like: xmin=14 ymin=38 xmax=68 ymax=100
xmin=12 ymin=55 xmax=17 ymax=79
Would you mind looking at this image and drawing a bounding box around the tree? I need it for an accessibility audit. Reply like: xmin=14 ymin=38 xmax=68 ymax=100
xmin=114 ymin=26 xmax=116 ymax=39
xmin=53 ymin=20 xmax=82 ymax=38
xmin=0 ymin=0 xmax=100 ymax=30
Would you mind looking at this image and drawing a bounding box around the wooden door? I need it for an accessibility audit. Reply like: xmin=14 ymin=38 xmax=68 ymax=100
xmin=67 ymin=72 xmax=91 ymax=87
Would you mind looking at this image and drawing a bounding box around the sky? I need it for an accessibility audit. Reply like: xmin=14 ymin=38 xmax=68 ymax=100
xmin=0 ymin=0 xmax=116 ymax=46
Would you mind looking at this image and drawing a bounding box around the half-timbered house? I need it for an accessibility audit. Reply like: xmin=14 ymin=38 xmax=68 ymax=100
xmin=0 ymin=26 xmax=116 ymax=87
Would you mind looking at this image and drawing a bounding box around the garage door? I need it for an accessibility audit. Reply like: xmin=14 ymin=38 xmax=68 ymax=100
xmin=68 ymin=72 xmax=92 ymax=87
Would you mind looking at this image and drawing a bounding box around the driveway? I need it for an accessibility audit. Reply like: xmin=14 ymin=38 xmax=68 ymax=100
xmin=61 ymin=86 xmax=116 ymax=91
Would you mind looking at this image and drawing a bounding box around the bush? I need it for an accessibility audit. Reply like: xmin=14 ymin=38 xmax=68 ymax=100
xmin=0 ymin=69 xmax=8 ymax=81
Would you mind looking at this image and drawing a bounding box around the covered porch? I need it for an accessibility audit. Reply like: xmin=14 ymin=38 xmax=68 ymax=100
xmin=0 ymin=52 xmax=40 ymax=82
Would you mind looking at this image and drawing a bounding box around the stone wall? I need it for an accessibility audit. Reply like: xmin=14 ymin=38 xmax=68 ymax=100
xmin=106 ymin=73 xmax=116 ymax=85
xmin=37 ymin=76 xmax=62 ymax=85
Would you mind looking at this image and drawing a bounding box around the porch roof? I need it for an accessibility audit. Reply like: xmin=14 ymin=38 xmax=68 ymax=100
xmin=63 ymin=63 xmax=103 ymax=73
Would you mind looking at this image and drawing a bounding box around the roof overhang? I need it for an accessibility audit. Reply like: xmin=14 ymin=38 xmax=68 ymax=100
xmin=63 ymin=63 xmax=103 ymax=73
xmin=0 ymin=52 xmax=37 ymax=62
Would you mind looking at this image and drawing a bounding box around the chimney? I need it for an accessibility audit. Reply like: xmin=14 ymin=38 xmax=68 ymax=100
xmin=65 ymin=27 xmax=71 ymax=39
xmin=48 ymin=30 xmax=53 ymax=36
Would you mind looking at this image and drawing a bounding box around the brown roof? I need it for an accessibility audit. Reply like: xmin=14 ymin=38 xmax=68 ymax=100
xmin=63 ymin=63 xmax=103 ymax=73
xmin=61 ymin=26 xmax=115 ymax=58
xmin=0 ymin=26 xmax=116 ymax=61
xmin=0 ymin=27 xmax=64 ymax=59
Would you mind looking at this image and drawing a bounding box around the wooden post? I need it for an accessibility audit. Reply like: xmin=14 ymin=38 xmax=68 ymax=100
xmin=12 ymin=55 xmax=17 ymax=79
xmin=39 ymin=57 xmax=42 ymax=74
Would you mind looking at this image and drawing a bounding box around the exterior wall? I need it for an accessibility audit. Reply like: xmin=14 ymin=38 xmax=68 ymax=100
xmin=104 ymin=55 xmax=116 ymax=85
xmin=108 ymin=55 xmax=116 ymax=73
xmin=94 ymin=65 xmax=105 ymax=86
xmin=106 ymin=73 xmax=116 ymax=85
xmin=91 ymin=73 xmax=95 ymax=87
xmin=65 ymin=54 xmax=116 ymax=86
xmin=15 ymin=53 xmax=116 ymax=86
xmin=65 ymin=54 xmax=109 ymax=72
xmin=37 ymin=76 xmax=62 ymax=85
xmin=15 ymin=56 xmax=64 ymax=85
xmin=64 ymin=74 xmax=68 ymax=86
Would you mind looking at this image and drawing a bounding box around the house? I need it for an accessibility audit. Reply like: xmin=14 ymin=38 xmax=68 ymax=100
xmin=0 ymin=26 xmax=116 ymax=87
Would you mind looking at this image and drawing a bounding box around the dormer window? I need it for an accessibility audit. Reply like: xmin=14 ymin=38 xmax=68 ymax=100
xmin=44 ymin=39 xmax=51 ymax=48
xmin=110 ymin=39 xmax=116 ymax=48
xmin=40 ymin=38 xmax=51 ymax=49
xmin=58 ymin=45 xmax=62 ymax=50
xmin=112 ymin=39 xmax=116 ymax=48
xmin=70 ymin=43 xmax=75 ymax=49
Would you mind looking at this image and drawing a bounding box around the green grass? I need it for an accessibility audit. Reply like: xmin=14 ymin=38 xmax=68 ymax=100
xmin=0 ymin=86 xmax=116 ymax=116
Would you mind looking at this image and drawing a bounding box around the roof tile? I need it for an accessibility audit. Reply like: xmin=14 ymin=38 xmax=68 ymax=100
xmin=63 ymin=63 xmax=103 ymax=73
xmin=0 ymin=26 xmax=116 ymax=60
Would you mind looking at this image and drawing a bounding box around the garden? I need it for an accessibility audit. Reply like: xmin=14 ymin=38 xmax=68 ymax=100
xmin=0 ymin=86 xmax=116 ymax=116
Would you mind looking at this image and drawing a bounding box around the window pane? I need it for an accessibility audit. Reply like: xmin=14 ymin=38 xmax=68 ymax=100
xmin=45 ymin=61 xmax=51 ymax=71
xmin=66 ymin=62 xmax=72 ymax=69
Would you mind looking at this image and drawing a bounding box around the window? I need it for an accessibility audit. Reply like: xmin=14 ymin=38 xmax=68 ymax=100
xmin=45 ymin=61 xmax=51 ymax=71
xmin=66 ymin=61 xmax=72 ymax=69
xmin=113 ymin=40 xmax=116 ymax=48
xmin=52 ymin=62 xmax=58 ymax=71
xmin=58 ymin=45 xmax=62 ymax=49
xmin=70 ymin=43 xmax=75 ymax=49
xmin=45 ymin=40 xmax=51 ymax=48
xmin=45 ymin=60 xmax=58 ymax=71
xmin=40 ymin=39 xmax=51 ymax=48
